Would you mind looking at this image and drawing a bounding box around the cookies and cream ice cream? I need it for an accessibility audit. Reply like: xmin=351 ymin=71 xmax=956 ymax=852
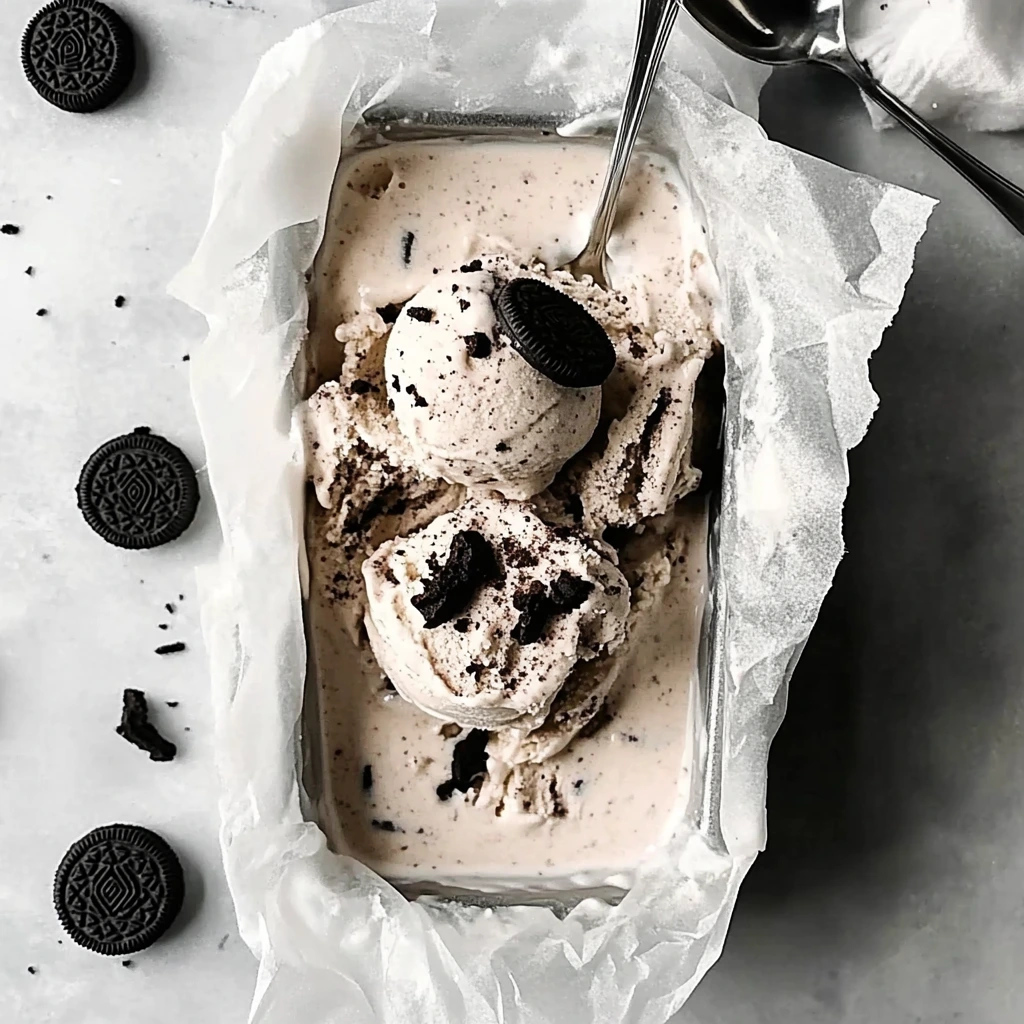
xmin=363 ymin=495 xmax=629 ymax=730
xmin=303 ymin=137 xmax=717 ymax=890
xmin=384 ymin=265 xmax=602 ymax=499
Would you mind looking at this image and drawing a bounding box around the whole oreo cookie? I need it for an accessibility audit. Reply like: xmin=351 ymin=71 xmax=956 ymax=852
xmin=495 ymin=278 xmax=615 ymax=388
xmin=53 ymin=824 xmax=185 ymax=956
xmin=22 ymin=1 xmax=135 ymax=114
xmin=77 ymin=428 xmax=199 ymax=549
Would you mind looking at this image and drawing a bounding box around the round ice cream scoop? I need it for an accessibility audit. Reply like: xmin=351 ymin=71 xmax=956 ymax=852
xmin=383 ymin=264 xmax=602 ymax=500
xmin=362 ymin=496 xmax=629 ymax=731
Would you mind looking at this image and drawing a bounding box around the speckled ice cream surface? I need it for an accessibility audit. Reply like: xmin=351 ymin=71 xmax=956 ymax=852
xmin=303 ymin=137 xmax=717 ymax=892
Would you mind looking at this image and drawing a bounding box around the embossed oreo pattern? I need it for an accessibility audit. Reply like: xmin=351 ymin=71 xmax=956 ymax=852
xmin=22 ymin=1 xmax=135 ymax=113
xmin=53 ymin=824 xmax=185 ymax=956
xmin=77 ymin=431 xmax=199 ymax=549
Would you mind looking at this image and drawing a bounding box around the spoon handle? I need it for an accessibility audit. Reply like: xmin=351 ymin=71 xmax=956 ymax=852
xmin=837 ymin=56 xmax=1024 ymax=235
xmin=573 ymin=0 xmax=681 ymax=281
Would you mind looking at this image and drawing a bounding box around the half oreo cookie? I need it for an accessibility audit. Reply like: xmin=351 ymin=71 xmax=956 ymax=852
xmin=22 ymin=1 xmax=136 ymax=114
xmin=77 ymin=428 xmax=199 ymax=549
xmin=53 ymin=824 xmax=185 ymax=956
xmin=495 ymin=277 xmax=615 ymax=388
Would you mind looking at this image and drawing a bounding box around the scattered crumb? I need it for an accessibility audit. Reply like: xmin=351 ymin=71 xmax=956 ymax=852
xmin=165 ymin=602 xmax=176 ymax=614
xmin=155 ymin=642 xmax=186 ymax=655
xmin=25 ymin=266 xmax=33 ymax=276
xmin=158 ymin=623 xmax=169 ymax=630
xmin=114 ymin=295 xmax=126 ymax=308
xmin=116 ymin=688 xmax=176 ymax=762
xmin=36 ymin=308 xmax=47 ymax=317
xmin=1 ymin=224 xmax=20 ymax=235
xmin=27 ymin=965 xmax=37 ymax=975
xmin=121 ymin=960 xmax=133 ymax=969
xmin=165 ymin=701 xmax=179 ymax=708
xmin=182 ymin=354 xmax=191 ymax=362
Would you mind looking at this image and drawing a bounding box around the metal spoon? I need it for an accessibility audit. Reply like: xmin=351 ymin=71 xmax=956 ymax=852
xmin=683 ymin=0 xmax=1024 ymax=234
xmin=566 ymin=0 xmax=682 ymax=287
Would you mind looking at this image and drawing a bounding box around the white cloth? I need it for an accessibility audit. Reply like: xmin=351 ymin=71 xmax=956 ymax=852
xmin=849 ymin=0 xmax=1024 ymax=131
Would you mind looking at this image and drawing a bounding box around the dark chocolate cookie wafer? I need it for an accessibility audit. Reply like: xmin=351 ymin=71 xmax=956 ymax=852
xmin=77 ymin=428 xmax=199 ymax=549
xmin=54 ymin=824 xmax=185 ymax=956
xmin=495 ymin=277 xmax=615 ymax=388
xmin=22 ymin=1 xmax=135 ymax=114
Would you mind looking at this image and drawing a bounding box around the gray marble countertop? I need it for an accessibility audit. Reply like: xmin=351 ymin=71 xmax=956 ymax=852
xmin=1 ymin=3 xmax=1021 ymax=1023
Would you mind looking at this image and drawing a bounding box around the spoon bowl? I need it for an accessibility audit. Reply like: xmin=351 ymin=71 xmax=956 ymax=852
xmin=683 ymin=0 xmax=1024 ymax=233
xmin=687 ymin=0 xmax=841 ymax=65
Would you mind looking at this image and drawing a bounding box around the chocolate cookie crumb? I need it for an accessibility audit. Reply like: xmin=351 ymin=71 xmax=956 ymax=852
xmin=464 ymin=332 xmax=491 ymax=358
xmin=436 ymin=728 xmax=489 ymax=801
xmin=550 ymin=571 xmax=594 ymax=612
xmin=1 ymin=224 xmax=20 ymax=235
xmin=36 ymin=308 xmax=48 ymax=317
xmin=114 ymin=295 xmax=126 ymax=308
xmin=348 ymin=378 xmax=378 ymax=395
xmin=494 ymin=441 xmax=509 ymax=453
xmin=27 ymin=966 xmax=37 ymax=975
xmin=511 ymin=580 xmax=553 ymax=645
xmin=362 ymin=764 xmax=373 ymax=791
xmin=548 ymin=776 xmax=567 ymax=818
xmin=512 ymin=572 xmax=593 ymax=644
xmin=165 ymin=602 xmax=175 ymax=614
xmin=155 ymin=642 xmax=185 ymax=655
xmin=459 ymin=259 xmax=482 ymax=273
xmin=371 ymin=819 xmax=401 ymax=832
xmin=122 ymin=960 xmax=133 ymax=968
xmin=165 ymin=701 xmax=178 ymax=708
xmin=400 ymin=230 xmax=415 ymax=265
xmin=25 ymin=266 xmax=34 ymax=276
xmin=453 ymin=617 xmax=471 ymax=633
xmin=501 ymin=537 xmax=538 ymax=568
xmin=458 ymin=298 xmax=471 ymax=312
xmin=116 ymin=689 xmax=176 ymax=762
xmin=406 ymin=306 xmax=434 ymax=323
xmin=411 ymin=530 xmax=500 ymax=627
xmin=405 ymin=383 xmax=427 ymax=407
xmin=376 ymin=302 xmax=402 ymax=324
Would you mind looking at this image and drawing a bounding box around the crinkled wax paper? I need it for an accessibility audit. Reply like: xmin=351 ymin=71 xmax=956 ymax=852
xmin=169 ymin=2 xmax=935 ymax=1022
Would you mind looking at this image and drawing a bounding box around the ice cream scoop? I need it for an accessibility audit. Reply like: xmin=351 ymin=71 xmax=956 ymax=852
xmin=362 ymin=495 xmax=629 ymax=731
xmin=383 ymin=263 xmax=602 ymax=499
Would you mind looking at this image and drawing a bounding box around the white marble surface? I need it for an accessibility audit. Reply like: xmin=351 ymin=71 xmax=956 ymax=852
xmin=2 ymin=2 xmax=1023 ymax=1024
xmin=0 ymin=2 xmax=316 ymax=1022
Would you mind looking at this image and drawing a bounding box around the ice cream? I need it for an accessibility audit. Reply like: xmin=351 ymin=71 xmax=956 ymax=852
xmin=384 ymin=265 xmax=602 ymax=499
xmin=303 ymin=136 xmax=717 ymax=890
xmin=363 ymin=495 xmax=629 ymax=730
